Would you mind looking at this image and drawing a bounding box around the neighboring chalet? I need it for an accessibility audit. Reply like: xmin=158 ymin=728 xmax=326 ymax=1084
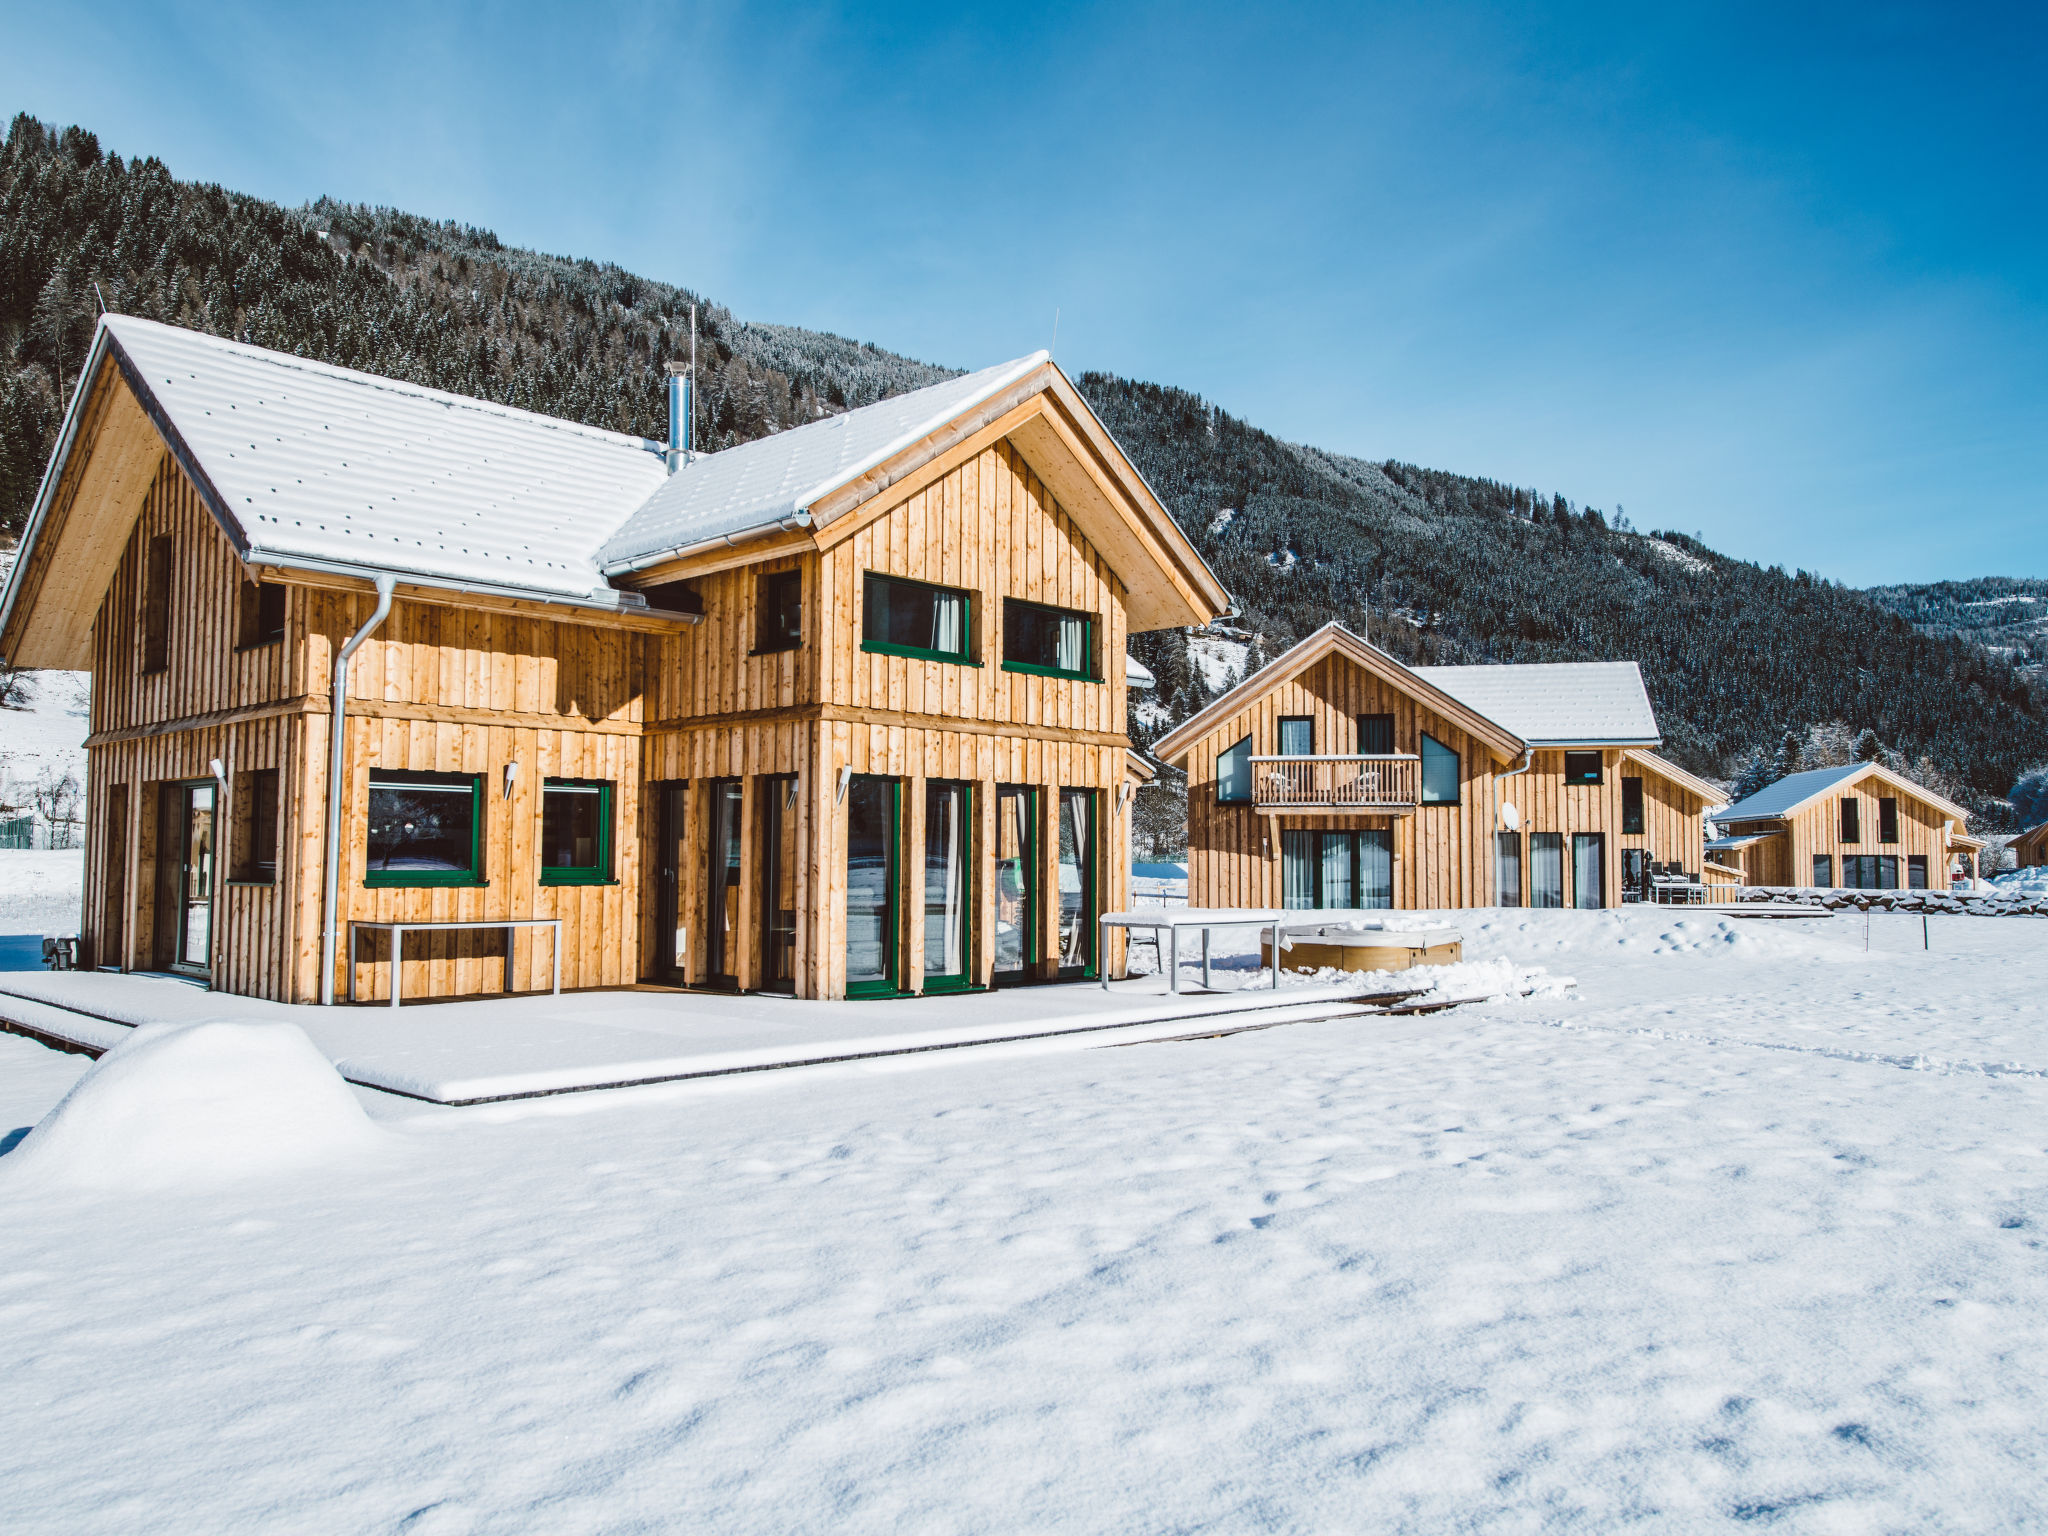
xmin=0 ymin=316 xmax=1228 ymax=1002
xmin=2009 ymin=821 xmax=2048 ymax=869
xmin=1711 ymin=762 xmax=1984 ymax=889
xmin=1150 ymin=623 xmax=1719 ymax=910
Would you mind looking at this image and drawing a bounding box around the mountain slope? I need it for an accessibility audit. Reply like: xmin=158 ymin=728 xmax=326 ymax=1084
xmin=4 ymin=112 xmax=2045 ymax=824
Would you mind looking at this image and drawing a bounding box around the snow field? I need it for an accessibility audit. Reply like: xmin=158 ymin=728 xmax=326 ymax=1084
xmin=0 ymin=907 xmax=2043 ymax=1532
xmin=0 ymin=848 xmax=85 ymax=933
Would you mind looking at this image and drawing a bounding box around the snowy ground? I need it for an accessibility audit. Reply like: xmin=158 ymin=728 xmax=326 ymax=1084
xmin=0 ymin=848 xmax=85 ymax=934
xmin=2 ymin=907 xmax=2046 ymax=1532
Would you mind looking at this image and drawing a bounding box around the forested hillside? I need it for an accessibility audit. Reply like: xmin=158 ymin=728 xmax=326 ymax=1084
xmin=1864 ymin=578 xmax=2048 ymax=683
xmin=4 ymin=112 xmax=2046 ymax=828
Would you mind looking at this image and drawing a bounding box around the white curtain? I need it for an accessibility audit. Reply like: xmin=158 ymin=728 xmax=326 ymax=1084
xmin=1055 ymin=613 xmax=1085 ymax=674
xmin=930 ymin=591 xmax=963 ymax=655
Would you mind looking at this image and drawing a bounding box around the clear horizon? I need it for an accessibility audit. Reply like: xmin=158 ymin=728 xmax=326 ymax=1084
xmin=4 ymin=1 xmax=2043 ymax=586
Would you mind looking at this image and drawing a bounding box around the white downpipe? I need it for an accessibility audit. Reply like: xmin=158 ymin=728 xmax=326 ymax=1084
xmin=320 ymin=575 xmax=395 ymax=1005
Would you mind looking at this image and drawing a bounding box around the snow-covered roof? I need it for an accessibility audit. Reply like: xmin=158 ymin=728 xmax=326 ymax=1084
xmin=1718 ymin=764 xmax=1869 ymax=821
xmin=600 ymin=353 xmax=1047 ymax=571
xmin=1410 ymin=662 xmax=1660 ymax=746
xmin=103 ymin=315 xmax=667 ymax=605
xmin=1705 ymin=833 xmax=1776 ymax=851
xmin=1125 ymin=654 xmax=1156 ymax=690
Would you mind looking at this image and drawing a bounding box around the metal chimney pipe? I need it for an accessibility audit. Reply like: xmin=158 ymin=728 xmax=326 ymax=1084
xmin=665 ymin=366 xmax=688 ymax=475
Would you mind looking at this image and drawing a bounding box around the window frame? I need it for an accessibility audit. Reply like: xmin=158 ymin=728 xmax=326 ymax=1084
xmin=1495 ymin=830 xmax=1523 ymax=907
xmin=228 ymin=768 xmax=280 ymax=885
xmin=235 ymin=576 xmax=287 ymax=651
xmin=539 ymin=777 xmax=616 ymax=886
xmin=1907 ymin=854 xmax=1928 ymax=889
xmin=752 ymin=568 xmax=803 ymax=655
xmin=1000 ymin=597 xmax=1097 ymax=681
xmin=1277 ymin=716 xmax=1315 ymax=756
xmin=1878 ymin=796 xmax=1900 ymax=843
xmin=364 ymin=770 xmax=487 ymax=888
xmin=1620 ymin=775 xmax=1645 ymax=836
xmin=1812 ymin=854 xmax=1833 ymax=888
xmin=1217 ymin=735 xmax=1253 ymax=804
xmin=1356 ymin=713 xmax=1395 ymax=755
xmin=1419 ymin=732 xmax=1461 ymax=804
xmin=861 ymin=571 xmax=976 ymax=666
xmin=141 ymin=534 xmax=172 ymax=675
xmin=1839 ymin=797 xmax=1860 ymax=843
xmin=1563 ymin=751 xmax=1605 ymax=787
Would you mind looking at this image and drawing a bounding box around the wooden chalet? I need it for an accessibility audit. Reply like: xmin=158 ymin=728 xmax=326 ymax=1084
xmin=1711 ymin=761 xmax=1982 ymax=889
xmin=2008 ymin=821 xmax=2048 ymax=869
xmin=1149 ymin=623 xmax=1719 ymax=910
xmin=0 ymin=316 xmax=1228 ymax=1002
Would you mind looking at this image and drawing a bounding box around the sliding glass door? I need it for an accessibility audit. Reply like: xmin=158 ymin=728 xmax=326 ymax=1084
xmin=759 ymin=776 xmax=798 ymax=992
xmin=923 ymin=780 xmax=972 ymax=993
xmin=706 ymin=778 xmax=742 ymax=987
xmin=1572 ymin=833 xmax=1605 ymax=909
xmin=653 ymin=781 xmax=688 ymax=984
xmin=1280 ymin=828 xmax=1393 ymax=909
xmin=1530 ymin=833 xmax=1564 ymax=908
xmin=845 ymin=775 xmax=900 ymax=997
xmin=1056 ymin=788 xmax=1095 ymax=978
xmin=992 ymin=785 xmax=1036 ymax=986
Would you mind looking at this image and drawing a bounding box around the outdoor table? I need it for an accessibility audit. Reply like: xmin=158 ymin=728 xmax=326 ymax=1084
xmin=347 ymin=918 xmax=563 ymax=1006
xmin=1098 ymin=909 xmax=1284 ymax=992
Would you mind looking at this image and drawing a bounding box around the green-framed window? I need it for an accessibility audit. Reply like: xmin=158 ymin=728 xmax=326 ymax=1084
xmin=862 ymin=572 xmax=974 ymax=664
xmin=541 ymin=778 xmax=614 ymax=885
xmin=845 ymin=775 xmax=903 ymax=998
xmin=923 ymin=779 xmax=977 ymax=994
xmin=1002 ymin=598 xmax=1095 ymax=680
xmin=365 ymin=770 xmax=485 ymax=887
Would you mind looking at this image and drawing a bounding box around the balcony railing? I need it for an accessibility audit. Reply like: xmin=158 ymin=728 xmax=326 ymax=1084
xmin=1250 ymin=754 xmax=1419 ymax=812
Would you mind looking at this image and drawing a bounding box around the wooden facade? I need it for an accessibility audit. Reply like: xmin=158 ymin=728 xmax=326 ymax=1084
xmin=2009 ymin=821 xmax=2048 ymax=869
xmin=6 ymin=332 xmax=1227 ymax=1003
xmin=1717 ymin=764 xmax=1975 ymax=890
xmin=1158 ymin=627 xmax=1717 ymax=911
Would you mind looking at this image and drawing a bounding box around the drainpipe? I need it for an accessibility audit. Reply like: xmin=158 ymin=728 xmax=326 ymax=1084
xmin=320 ymin=575 xmax=395 ymax=1005
xmin=1495 ymin=747 xmax=1533 ymax=828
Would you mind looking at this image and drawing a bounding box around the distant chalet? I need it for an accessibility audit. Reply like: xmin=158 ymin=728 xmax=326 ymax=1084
xmin=0 ymin=316 xmax=1228 ymax=1001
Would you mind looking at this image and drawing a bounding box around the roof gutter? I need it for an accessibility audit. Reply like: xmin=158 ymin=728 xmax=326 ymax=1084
xmin=603 ymin=511 xmax=815 ymax=578
xmin=245 ymin=551 xmax=702 ymax=624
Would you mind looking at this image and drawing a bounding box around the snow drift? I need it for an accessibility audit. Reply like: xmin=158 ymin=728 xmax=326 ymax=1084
xmin=1 ymin=1019 xmax=389 ymax=1192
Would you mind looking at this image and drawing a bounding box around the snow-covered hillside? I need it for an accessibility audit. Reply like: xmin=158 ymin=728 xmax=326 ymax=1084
xmin=2 ymin=906 xmax=2044 ymax=1529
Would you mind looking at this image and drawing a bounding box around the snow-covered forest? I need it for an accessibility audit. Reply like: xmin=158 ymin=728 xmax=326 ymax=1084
xmin=5 ymin=112 xmax=2047 ymax=834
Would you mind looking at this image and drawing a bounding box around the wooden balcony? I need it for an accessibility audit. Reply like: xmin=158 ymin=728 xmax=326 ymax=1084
xmin=1251 ymin=754 xmax=1419 ymax=814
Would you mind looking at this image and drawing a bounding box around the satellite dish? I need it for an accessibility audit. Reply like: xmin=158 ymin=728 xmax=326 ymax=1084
xmin=1500 ymin=801 xmax=1521 ymax=831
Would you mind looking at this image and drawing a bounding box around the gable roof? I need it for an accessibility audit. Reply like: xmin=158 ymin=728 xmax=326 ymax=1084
xmin=1719 ymin=760 xmax=1972 ymax=826
xmin=1411 ymin=661 xmax=1660 ymax=747
xmin=1 ymin=317 xmax=1229 ymax=666
xmin=1621 ymin=748 xmax=1721 ymax=803
xmin=1150 ymin=622 xmax=1526 ymax=764
xmin=601 ymin=353 xmax=1046 ymax=571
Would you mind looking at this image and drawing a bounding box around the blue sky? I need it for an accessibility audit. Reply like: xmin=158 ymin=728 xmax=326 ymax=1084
xmin=5 ymin=1 xmax=2043 ymax=583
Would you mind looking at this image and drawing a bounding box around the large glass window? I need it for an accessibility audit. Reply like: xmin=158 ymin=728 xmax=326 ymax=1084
xmin=1420 ymin=733 xmax=1460 ymax=804
xmin=1840 ymin=798 xmax=1860 ymax=843
xmin=1530 ymin=833 xmax=1564 ymax=908
xmin=1564 ymin=752 xmax=1604 ymax=786
xmin=1812 ymin=855 xmax=1833 ymax=887
xmin=862 ymin=573 xmax=971 ymax=664
xmin=759 ymin=776 xmax=798 ymax=991
xmin=1496 ymin=831 xmax=1522 ymax=907
xmin=755 ymin=569 xmax=802 ymax=653
xmin=1282 ymin=829 xmax=1392 ymax=909
xmin=541 ymin=779 xmax=613 ymax=884
xmin=1841 ymin=855 xmax=1899 ymax=890
xmin=1278 ymin=717 xmax=1314 ymax=756
xmin=1879 ymin=797 xmax=1900 ymax=843
xmin=1357 ymin=713 xmax=1394 ymax=755
xmin=1003 ymin=599 xmax=1093 ymax=680
xmin=1572 ymin=834 xmax=1605 ymax=909
xmin=1907 ymin=855 xmax=1928 ymax=889
xmin=1217 ymin=735 xmax=1253 ymax=803
xmin=1621 ymin=777 xmax=1645 ymax=835
xmin=924 ymin=781 xmax=972 ymax=991
xmin=1057 ymin=789 xmax=1095 ymax=976
xmin=366 ymin=771 xmax=483 ymax=886
xmin=707 ymin=779 xmax=742 ymax=985
xmin=845 ymin=776 xmax=900 ymax=995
